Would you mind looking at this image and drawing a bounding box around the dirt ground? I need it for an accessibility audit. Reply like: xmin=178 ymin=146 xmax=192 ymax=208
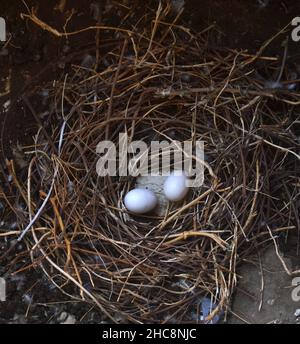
xmin=0 ymin=0 xmax=299 ymax=324
xmin=228 ymin=246 xmax=300 ymax=324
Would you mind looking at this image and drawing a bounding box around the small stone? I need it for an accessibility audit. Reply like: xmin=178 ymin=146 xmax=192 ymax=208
xmin=57 ymin=311 xmax=68 ymax=322
xmin=294 ymin=309 xmax=300 ymax=317
xmin=3 ymin=100 xmax=10 ymax=111
xmin=22 ymin=294 xmax=33 ymax=305
xmin=58 ymin=312 xmax=76 ymax=324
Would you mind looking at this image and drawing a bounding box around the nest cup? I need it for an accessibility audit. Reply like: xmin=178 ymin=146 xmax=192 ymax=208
xmin=3 ymin=4 xmax=300 ymax=323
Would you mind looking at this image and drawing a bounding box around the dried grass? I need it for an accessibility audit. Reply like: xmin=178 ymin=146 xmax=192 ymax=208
xmin=1 ymin=2 xmax=299 ymax=323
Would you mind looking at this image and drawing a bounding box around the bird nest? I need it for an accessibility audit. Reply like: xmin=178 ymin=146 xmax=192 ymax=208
xmin=2 ymin=4 xmax=300 ymax=323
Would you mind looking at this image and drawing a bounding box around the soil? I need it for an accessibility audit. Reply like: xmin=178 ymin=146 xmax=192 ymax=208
xmin=228 ymin=245 xmax=300 ymax=324
xmin=0 ymin=0 xmax=299 ymax=324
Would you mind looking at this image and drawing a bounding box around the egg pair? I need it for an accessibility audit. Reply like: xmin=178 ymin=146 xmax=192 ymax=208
xmin=124 ymin=171 xmax=189 ymax=214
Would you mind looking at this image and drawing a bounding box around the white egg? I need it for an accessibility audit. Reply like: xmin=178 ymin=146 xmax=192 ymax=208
xmin=124 ymin=188 xmax=157 ymax=214
xmin=163 ymin=171 xmax=189 ymax=202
